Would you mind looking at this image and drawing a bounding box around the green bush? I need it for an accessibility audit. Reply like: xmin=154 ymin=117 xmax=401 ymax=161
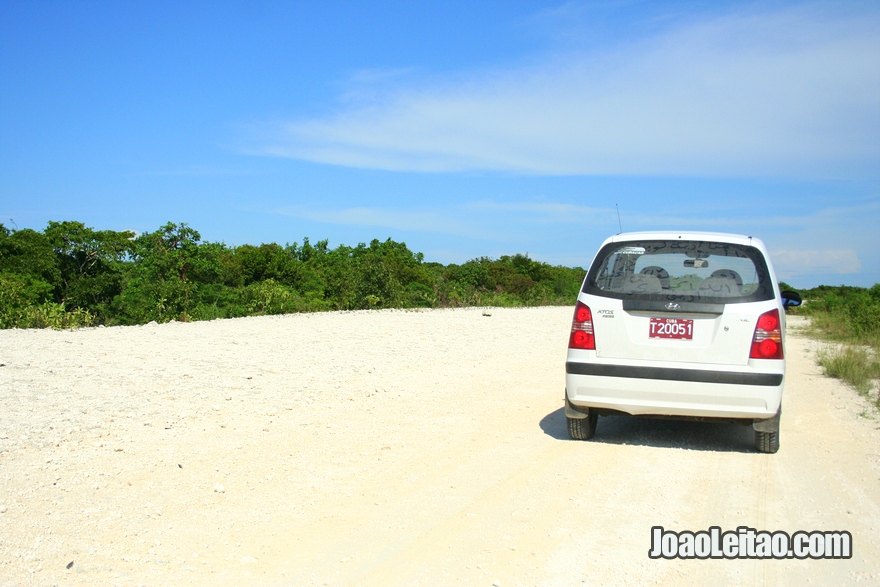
xmin=817 ymin=345 xmax=880 ymax=405
xmin=245 ymin=279 xmax=302 ymax=315
xmin=797 ymin=284 xmax=880 ymax=346
xmin=112 ymin=276 xmax=196 ymax=324
xmin=1 ymin=220 xmax=590 ymax=328
xmin=797 ymin=284 xmax=880 ymax=406
xmin=23 ymin=303 xmax=94 ymax=329
xmin=0 ymin=272 xmax=55 ymax=328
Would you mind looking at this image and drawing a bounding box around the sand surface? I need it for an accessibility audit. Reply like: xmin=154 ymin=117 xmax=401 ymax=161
xmin=1 ymin=308 xmax=879 ymax=586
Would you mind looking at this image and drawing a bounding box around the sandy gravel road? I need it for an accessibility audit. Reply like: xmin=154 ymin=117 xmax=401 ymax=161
xmin=1 ymin=308 xmax=878 ymax=586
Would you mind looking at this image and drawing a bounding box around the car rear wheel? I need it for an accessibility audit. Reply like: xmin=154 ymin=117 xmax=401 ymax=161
xmin=755 ymin=430 xmax=779 ymax=453
xmin=567 ymin=412 xmax=598 ymax=440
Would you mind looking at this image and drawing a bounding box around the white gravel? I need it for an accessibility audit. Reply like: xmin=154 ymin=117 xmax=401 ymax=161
xmin=0 ymin=309 xmax=878 ymax=586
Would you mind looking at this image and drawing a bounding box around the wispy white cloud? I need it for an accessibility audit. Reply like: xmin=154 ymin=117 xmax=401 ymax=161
xmin=464 ymin=200 xmax=616 ymax=223
xmin=252 ymin=3 xmax=880 ymax=178
xmin=275 ymin=198 xmax=877 ymax=238
xmin=273 ymin=205 xmax=495 ymax=238
xmin=273 ymin=200 xmax=620 ymax=239
xmin=135 ymin=166 xmax=257 ymax=177
xmin=347 ymin=67 xmax=417 ymax=85
xmin=626 ymin=200 xmax=880 ymax=231
xmin=771 ymin=249 xmax=862 ymax=278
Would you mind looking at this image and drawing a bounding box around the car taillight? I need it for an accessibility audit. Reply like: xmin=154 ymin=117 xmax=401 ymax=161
xmin=750 ymin=309 xmax=783 ymax=359
xmin=569 ymin=301 xmax=595 ymax=350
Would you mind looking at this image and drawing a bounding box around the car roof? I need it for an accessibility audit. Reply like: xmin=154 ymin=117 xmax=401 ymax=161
xmin=604 ymin=231 xmax=767 ymax=251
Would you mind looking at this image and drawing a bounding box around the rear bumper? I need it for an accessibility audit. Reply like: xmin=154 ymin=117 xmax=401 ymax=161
xmin=566 ymin=362 xmax=782 ymax=386
xmin=565 ymin=360 xmax=783 ymax=420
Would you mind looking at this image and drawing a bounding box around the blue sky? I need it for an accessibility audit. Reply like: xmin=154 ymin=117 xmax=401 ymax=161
xmin=1 ymin=0 xmax=878 ymax=288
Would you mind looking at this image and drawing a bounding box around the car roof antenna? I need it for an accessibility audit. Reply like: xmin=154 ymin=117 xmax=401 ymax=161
xmin=616 ymin=204 xmax=623 ymax=234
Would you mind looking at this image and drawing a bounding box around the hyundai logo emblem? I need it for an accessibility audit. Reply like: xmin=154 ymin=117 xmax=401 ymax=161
xmin=665 ymin=302 xmax=681 ymax=310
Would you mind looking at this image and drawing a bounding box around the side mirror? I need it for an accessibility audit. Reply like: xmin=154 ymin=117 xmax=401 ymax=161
xmin=781 ymin=290 xmax=802 ymax=308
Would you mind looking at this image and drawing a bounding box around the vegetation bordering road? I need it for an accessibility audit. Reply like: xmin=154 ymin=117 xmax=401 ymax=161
xmin=4 ymin=220 xmax=877 ymax=405
xmin=0 ymin=220 xmax=586 ymax=329
xmin=786 ymin=283 xmax=880 ymax=408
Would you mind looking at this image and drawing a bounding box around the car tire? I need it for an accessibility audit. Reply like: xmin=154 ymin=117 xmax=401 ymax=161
xmin=755 ymin=430 xmax=779 ymax=454
xmin=567 ymin=412 xmax=598 ymax=441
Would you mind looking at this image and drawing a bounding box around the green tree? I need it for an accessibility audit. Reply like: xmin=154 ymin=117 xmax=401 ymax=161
xmin=233 ymin=243 xmax=300 ymax=286
xmin=113 ymin=222 xmax=208 ymax=323
xmin=43 ymin=221 xmax=135 ymax=319
xmin=0 ymin=224 xmax=59 ymax=327
xmin=0 ymin=224 xmax=60 ymax=288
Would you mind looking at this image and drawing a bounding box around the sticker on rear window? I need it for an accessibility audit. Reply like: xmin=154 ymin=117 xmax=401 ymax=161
xmin=618 ymin=247 xmax=646 ymax=255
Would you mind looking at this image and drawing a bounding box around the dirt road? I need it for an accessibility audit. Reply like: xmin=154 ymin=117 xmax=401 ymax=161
xmin=1 ymin=308 xmax=878 ymax=586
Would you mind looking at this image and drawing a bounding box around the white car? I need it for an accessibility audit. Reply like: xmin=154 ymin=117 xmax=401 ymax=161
xmin=564 ymin=231 xmax=802 ymax=453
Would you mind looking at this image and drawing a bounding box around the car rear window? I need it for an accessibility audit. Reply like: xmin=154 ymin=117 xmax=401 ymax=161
xmin=583 ymin=240 xmax=774 ymax=304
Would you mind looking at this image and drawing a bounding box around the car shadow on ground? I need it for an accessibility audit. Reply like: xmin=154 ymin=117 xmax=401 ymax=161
xmin=540 ymin=408 xmax=757 ymax=453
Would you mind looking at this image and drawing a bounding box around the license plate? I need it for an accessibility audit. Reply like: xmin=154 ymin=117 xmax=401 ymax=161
xmin=649 ymin=318 xmax=694 ymax=339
